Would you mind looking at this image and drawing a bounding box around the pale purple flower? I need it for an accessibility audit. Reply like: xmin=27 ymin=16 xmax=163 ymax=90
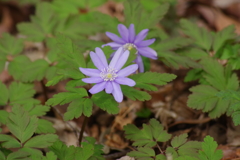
xmin=103 ymin=24 xmax=157 ymax=72
xmin=79 ymin=47 xmax=138 ymax=103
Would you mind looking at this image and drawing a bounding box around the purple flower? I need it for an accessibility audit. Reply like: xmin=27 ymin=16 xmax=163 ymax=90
xmin=103 ymin=24 xmax=157 ymax=72
xmin=79 ymin=47 xmax=138 ymax=103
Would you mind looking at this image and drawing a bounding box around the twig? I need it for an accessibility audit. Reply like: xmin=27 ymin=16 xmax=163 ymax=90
xmin=157 ymin=143 xmax=164 ymax=154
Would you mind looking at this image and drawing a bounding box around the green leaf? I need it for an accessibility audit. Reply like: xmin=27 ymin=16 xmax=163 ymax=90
xmin=198 ymin=136 xmax=223 ymax=160
xmin=23 ymin=104 xmax=50 ymax=116
xmin=36 ymin=119 xmax=55 ymax=134
xmin=122 ymin=85 xmax=151 ymax=101
xmin=55 ymin=33 xmax=86 ymax=68
xmin=51 ymin=1 xmax=79 ymax=18
xmin=0 ymin=81 xmax=8 ymax=105
xmin=0 ymin=110 xmax=8 ymax=124
xmin=124 ymin=119 xmax=171 ymax=147
xmin=175 ymin=156 xmax=199 ymax=160
xmin=64 ymin=98 xmax=93 ymax=121
xmin=42 ymin=151 xmax=57 ymax=160
xmin=49 ymin=140 xmax=95 ymax=160
xmin=17 ymin=2 xmax=57 ymax=41
xmin=200 ymin=58 xmax=239 ymax=90
xmin=155 ymin=37 xmax=192 ymax=51
xmin=180 ymin=19 xmax=212 ymax=50
xmin=75 ymin=143 xmax=94 ymax=160
xmin=7 ymin=106 xmax=38 ymax=143
xmin=0 ymin=151 xmax=5 ymax=160
xmin=0 ymin=134 xmax=21 ymax=148
xmin=66 ymin=79 xmax=86 ymax=87
xmin=127 ymin=147 xmax=155 ymax=160
xmin=171 ymin=133 xmax=188 ymax=148
xmin=0 ymin=33 xmax=23 ymax=55
xmin=22 ymin=59 xmax=49 ymax=82
xmin=46 ymin=75 xmax=64 ymax=87
xmin=124 ymin=0 xmax=169 ymax=32
xmin=24 ymin=134 xmax=58 ymax=148
xmin=187 ymin=85 xmax=231 ymax=118
xmin=0 ymin=147 xmax=11 ymax=157
xmin=166 ymin=147 xmax=178 ymax=159
xmin=130 ymin=72 xmax=176 ymax=91
xmin=91 ymin=91 xmax=119 ymax=114
xmin=136 ymin=108 xmax=152 ymax=118
xmin=0 ymin=58 xmax=6 ymax=73
xmin=7 ymin=150 xmax=31 ymax=160
xmin=158 ymin=51 xmax=200 ymax=69
xmin=156 ymin=154 xmax=166 ymax=160
xmin=213 ymin=25 xmax=236 ymax=52
xmin=8 ymin=82 xmax=39 ymax=106
xmin=84 ymin=137 xmax=104 ymax=160
xmin=184 ymin=68 xmax=203 ymax=82
xmin=46 ymin=87 xmax=88 ymax=106
xmin=8 ymin=55 xmax=31 ymax=81
xmin=178 ymin=48 xmax=209 ymax=60
xmin=48 ymin=141 xmax=72 ymax=160
xmin=20 ymin=148 xmax=43 ymax=158
xmin=87 ymin=0 xmax=106 ymax=8
xmin=178 ymin=141 xmax=201 ymax=158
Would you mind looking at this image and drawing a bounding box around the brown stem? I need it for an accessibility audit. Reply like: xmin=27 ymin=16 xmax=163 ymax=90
xmin=40 ymin=79 xmax=48 ymax=101
xmin=78 ymin=115 xmax=89 ymax=146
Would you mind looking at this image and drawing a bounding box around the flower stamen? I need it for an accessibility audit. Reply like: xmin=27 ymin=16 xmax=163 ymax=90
xmin=100 ymin=67 xmax=118 ymax=81
xmin=123 ymin=43 xmax=137 ymax=52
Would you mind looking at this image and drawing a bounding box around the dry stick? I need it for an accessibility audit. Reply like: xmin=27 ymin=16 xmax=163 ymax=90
xmin=79 ymin=115 xmax=89 ymax=146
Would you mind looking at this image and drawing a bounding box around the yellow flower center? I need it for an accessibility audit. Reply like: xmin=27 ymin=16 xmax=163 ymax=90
xmin=106 ymin=73 xmax=113 ymax=79
xmin=123 ymin=43 xmax=137 ymax=54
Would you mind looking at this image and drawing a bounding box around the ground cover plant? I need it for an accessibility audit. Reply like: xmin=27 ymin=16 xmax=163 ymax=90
xmin=0 ymin=0 xmax=240 ymax=159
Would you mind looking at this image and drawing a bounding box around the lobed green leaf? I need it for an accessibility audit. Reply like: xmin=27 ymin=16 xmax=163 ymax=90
xmin=121 ymin=85 xmax=151 ymax=101
xmin=124 ymin=119 xmax=171 ymax=147
xmin=46 ymin=87 xmax=88 ymax=106
xmin=130 ymin=72 xmax=176 ymax=91
xmin=64 ymin=98 xmax=93 ymax=121
xmin=198 ymin=136 xmax=223 ymax=160
xmin=7 ymin=106 xmax=38 ymax=143
xmin=24 ymin=134 xmax=58 ymax=148
xmin=91 ymin=91 xmax=119 ymax=114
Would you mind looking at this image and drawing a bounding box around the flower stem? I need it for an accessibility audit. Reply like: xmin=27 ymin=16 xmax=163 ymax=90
xmin=78 ymin=115 xmax=89 ymax=146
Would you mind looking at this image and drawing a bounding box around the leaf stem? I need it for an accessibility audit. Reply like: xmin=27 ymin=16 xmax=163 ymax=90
xmin=79 ymin=115 xmax=89 ymax=146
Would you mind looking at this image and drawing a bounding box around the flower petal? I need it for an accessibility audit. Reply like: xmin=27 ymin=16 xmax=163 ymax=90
xmin=95 ymin=47 xmax=108 ymax=68
xmin=106 ymin=32 xmax=125 ymax=44
xmin=128 ymin=24 xmax=135 ymax=43
xmin=79 ymin=68 xmax=100 ymax=77
xmin=136 ymin=38 xmax=155 ymax=47
xmin=135 ymin=55 xmax=144 ymax=73
xmin=117 ymin=64 xmax=138 ymax=77
xmin=118 ymin=24 xmax=129 ymax=42
xmin=112 ymin=82 xmax=123 ymax=103
xmin=109 ymin=47 xmax=123 ymax=68
xmin=114 ymin=50 xmax=130 ymax=70
xmin=89 ymin=81 xmax=107 ymax=94
xmin=138 ymin=47 xmax=158 ymax=59
xmin=102 ymin=42 xmax=122 ymax=48
xmin=82 ymin=77 xmax=103 ymax=84
xmin=105 ymin=82 xmax=113 ymax=94
xmin=134 ymin=29 xmax=149 ymax=44
xmin=115 ymin=77 xmax=136 ymax=86
xmin=90 ymin=51 xmax=105 ymax=70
